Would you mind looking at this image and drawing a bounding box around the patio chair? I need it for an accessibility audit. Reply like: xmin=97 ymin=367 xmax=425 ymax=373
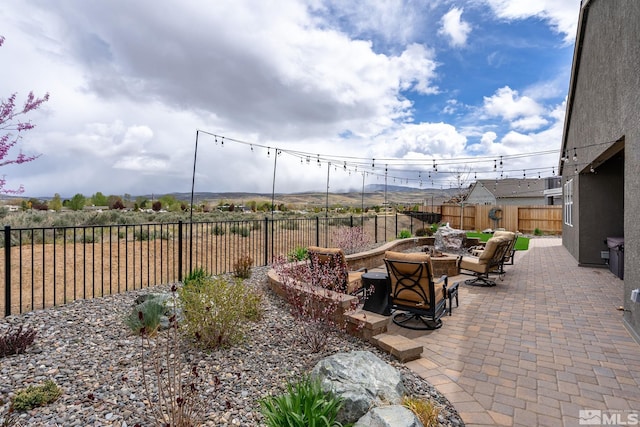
xmin=383 ymin=251 xmax=448 ymax=330
xmin=469 ymin=230 xmax=517 ymax=273
xmin=307 ymin=246 xmax=367 ymax=295
xmin=458 ymin=236 xmax=512 ymax=287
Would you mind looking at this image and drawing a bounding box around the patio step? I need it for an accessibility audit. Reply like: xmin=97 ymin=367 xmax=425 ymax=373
xmin=372 ymin=333 xmax=423 ymax=362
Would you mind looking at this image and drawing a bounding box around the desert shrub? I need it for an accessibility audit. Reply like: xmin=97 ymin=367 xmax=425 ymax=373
xmin=183 ymin=268 xmax=210 ymax=290
xmin=11 ymin=380 xmax=61 ymax=411
xmin=287 ymin=246 xmax=308 ymax=262
xmin=0 ymin=325 xmax=37 ymax=358
xmin=134 ymin=228 xmax=151 ymax=241
xmin=211 ymin=224 xmax=226 ymax=235
xmin=233 ymin=254 xmax=253 ymax=279
xmin=330 ymin=226 xmax=372 ymax=255
xmin=397 ymin=229 xmax=412 ymax=239
xmin=178 ymin=276 xmax=262 ymax=349
xmin=124 ymin=297 xmax=166 ymax=336
xmin=403 ymin=396 xmax=440 ymax=427
xmin=250 ymin=221 xmax=262 ymax=231
xmin=414 ymin=227 xmax=433 ymax=237
xmin=260 ymin=375 xmax=344 ymax=427
xmin=230 ymin=224 xmax=250 ymax=237
xmin=280 ymin=219 xmax=299 ymax=230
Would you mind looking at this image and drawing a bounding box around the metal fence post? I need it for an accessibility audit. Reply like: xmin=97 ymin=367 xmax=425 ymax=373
xmin=4 ymin=225 xmax=10 ymax=317
xmin=395 ymin=213 xmax=398 ymax=239
xmin=374 ymin=215 xmax=378 ymax=243
xmin=178 ymin=221 xmax=183 ymax=282
xmin=264 ymin=217 xmax=269 ymax=266
xmin=315 ymin=217 xmax=320 ymax=246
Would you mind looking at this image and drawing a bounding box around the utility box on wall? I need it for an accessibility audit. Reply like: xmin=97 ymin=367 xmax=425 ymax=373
xmin=607 ymin=237 xmax=624 ymax=279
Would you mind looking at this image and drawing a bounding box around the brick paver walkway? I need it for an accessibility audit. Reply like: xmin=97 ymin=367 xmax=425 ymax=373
xmin=389 ymin=238 xmax=640 ymax=427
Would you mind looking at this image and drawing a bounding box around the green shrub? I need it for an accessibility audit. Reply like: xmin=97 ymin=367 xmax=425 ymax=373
xmin=183 ymin=267 xmax=210 ymax=289
xmin=534 ymin=228 xmax=543 ymax=236
xmin=230 ymin=225 xmax=250 ymax=237
xmin=287 ymin=246 xmax=308 ymax=262
xmin=397 ymin=229 xmax=412 ymax=239
xmin=178 ymin=276 xmax=262 ymax=349
xmin=260 ymin=375 xmax=345 ymax=427
xmin=12 ymin=380 xmax=61 ymax=411
xmin=124 ymin=297 xmax=166 ymax=336
xmin=211 ymin=224 xmax=226 ymax=236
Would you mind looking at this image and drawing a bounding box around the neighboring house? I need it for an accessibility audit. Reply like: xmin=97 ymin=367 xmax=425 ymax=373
xmin=465 ymin=178 xmax=559 ymax=206
xmin=559 ymin=0 xmax=639 ymax=341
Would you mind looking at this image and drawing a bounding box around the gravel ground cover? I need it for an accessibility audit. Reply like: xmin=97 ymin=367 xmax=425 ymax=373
xmin=0 ymin=266 xmax=464 ymax=426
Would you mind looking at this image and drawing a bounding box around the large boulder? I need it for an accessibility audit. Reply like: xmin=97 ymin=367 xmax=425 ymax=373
xmin=354 ymin=405 xmax=425 ymax=427
xmin=310 ymin=351 xmax=406 ymax=423
xmin=434 ymin=225 xmax=467 ymax=253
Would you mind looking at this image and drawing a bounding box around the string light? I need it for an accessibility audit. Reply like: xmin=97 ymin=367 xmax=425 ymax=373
xmin=573 ymin=148 xmax=577 ymax=162
xmin=267 ymin=147 xmax=270 ymax=158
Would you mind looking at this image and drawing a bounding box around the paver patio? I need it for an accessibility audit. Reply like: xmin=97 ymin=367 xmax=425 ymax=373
xmin=388 ymin=238 xmax=640 ymax=427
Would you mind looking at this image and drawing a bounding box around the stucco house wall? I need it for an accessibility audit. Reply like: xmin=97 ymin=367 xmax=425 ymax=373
xmin=560 ymin=0 xmax=640 ymax=341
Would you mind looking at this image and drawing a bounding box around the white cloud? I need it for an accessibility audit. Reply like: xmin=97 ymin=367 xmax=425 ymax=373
xmin=438 ymin=7 xmax=472 ymax=47
xmin=511 ymin=115 xmax=549 ymax=131
xmin=483 ymin=86 xmax=545 ymax=121
xmin=484 ymin=0 xmax=581 ymax=43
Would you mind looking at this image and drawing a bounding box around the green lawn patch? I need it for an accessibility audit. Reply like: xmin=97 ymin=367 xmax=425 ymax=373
xmin=466 ymin=232 xmax=530 ymax=251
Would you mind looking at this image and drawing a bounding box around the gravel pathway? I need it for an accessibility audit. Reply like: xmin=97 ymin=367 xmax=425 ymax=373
xmin=0 ymin=267 xmax=464 ymax=426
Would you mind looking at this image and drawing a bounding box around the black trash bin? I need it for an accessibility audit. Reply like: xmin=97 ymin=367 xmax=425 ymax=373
xmin=607 ymin=237 xmax=624 ymax=279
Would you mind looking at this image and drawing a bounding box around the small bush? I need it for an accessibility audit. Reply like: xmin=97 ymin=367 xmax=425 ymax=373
xmin=12 ymin=380 xmax=61 ymax=411
xmin=230 ymin=225 xmax=250 ymax=237
xmin=0 ymin=325 xmax=37 ymax=358
xmin=260 ymin=375 xmax=344 ymax=427
xmin=183 ymin=268 xmax=210 ymax=289
xmin=280 ymin=220 xmax=299 ymax=230
xmin=403 ymin=396 xmax=440 ymax=427
xmin=178 ymin=276 xmax=262 ymax=349
xmin=233 ymin=254 xmax=253 ymax=279
xmin=211 ymin=224 xmax=226 ymax=236
xmin=287 ymin=246 xmax=308 ymax=262
xmin=534 ymin=227 xmax=543 ymax=236
xmin=397 ymin=229 xmax=412 ymax=239
xmin=415 ymin=227 xmax=433 ymax=237
xmin=124 ymin=297 xmax=165 ymax=336
xmin=134 ymin=228 xmax=151 ymax=241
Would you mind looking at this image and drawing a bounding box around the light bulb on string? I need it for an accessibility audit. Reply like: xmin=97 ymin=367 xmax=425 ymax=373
xmin=343 ymin=161 xmax=347 ymax=171
xmin=573 ymin=148 xmax=577 ymax=162
xmin=494 ymin=159 xmax=497 ymax=171
xmin=590 ymin=164 xmax=595 ymax=173
xmin=267 ymin=147 xmax=270 ymax=158
xmin=220 ymin=137 xmax=224 ymax=147
xmin=500 ymin=156 xmax=503 ymax=169
xmin=317 ymin=154 xmax=321 ymax=167
xmin=552 ymin=167 xmax=555 ymax=175
xmin=372 ymin=158 xmax=375 ymax=169
xmin=574 ymin=166 xmax=578 ymax=175
xmin=250 ymin=144 xmax=254 ymax=152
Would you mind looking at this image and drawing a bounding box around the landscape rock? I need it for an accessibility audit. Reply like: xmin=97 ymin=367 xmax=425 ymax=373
xmin=354 ymin=405 xmax=425 ymax=427
xmin=434 ymin=225 xmax=467 ymax=253
xmin=310 ymin=350 xmax=405 ymax=423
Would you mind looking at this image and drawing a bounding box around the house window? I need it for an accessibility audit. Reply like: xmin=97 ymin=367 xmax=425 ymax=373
xmin=564 ymin=179 xmax=573 ymax=226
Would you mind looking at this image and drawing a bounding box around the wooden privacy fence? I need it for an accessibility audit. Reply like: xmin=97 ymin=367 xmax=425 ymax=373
xmin=436 ymin=204 xmax=562 ymax=234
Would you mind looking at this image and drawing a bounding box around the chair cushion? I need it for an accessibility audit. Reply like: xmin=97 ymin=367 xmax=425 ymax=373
xmin=478 ymin=237 xmax=507 ymax=261
xmin=459 ymin=256 xmax=489 ymax=273
xmin=384 ymin=251 xmax=430 ymax=262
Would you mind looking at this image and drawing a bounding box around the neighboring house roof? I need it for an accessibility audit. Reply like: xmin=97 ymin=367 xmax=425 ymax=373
xmin=467 ymin=178 xmax=547 ymax=200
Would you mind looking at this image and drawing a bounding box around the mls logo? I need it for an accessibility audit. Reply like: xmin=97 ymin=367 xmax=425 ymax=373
xmin=579 ymin=410 xmax=602 ymax=425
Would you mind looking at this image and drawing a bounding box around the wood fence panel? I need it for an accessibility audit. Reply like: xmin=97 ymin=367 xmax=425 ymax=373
xmin=517 ymin=206 xmax=562 ymax=234
xmin=438 ymin=204 xmax=562 ymax=234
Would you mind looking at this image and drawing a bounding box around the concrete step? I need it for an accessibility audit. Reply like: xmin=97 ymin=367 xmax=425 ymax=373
xmin=372 ymin=333 xmax=423 ymax=362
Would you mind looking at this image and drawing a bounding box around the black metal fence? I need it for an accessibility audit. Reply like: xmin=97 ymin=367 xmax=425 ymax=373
xmin=1 ymin=213 xmax=432 ymax=317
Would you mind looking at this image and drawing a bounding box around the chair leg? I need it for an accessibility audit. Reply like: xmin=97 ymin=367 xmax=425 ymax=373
xmin=392 ymin=312 xmax=443 ymax=330
xmin=463 ymin=275 xmax=496 ymax=287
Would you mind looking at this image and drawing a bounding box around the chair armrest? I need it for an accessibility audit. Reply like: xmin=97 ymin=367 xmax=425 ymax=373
xmin=355 ymin=267 xmax=368 ymax=273
xmin=434 ymin=275 xmax=448 ymax=286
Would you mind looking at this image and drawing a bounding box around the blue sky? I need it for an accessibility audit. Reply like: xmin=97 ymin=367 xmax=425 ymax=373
xmin=0 ymin=0 xmax=581 ymax=197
